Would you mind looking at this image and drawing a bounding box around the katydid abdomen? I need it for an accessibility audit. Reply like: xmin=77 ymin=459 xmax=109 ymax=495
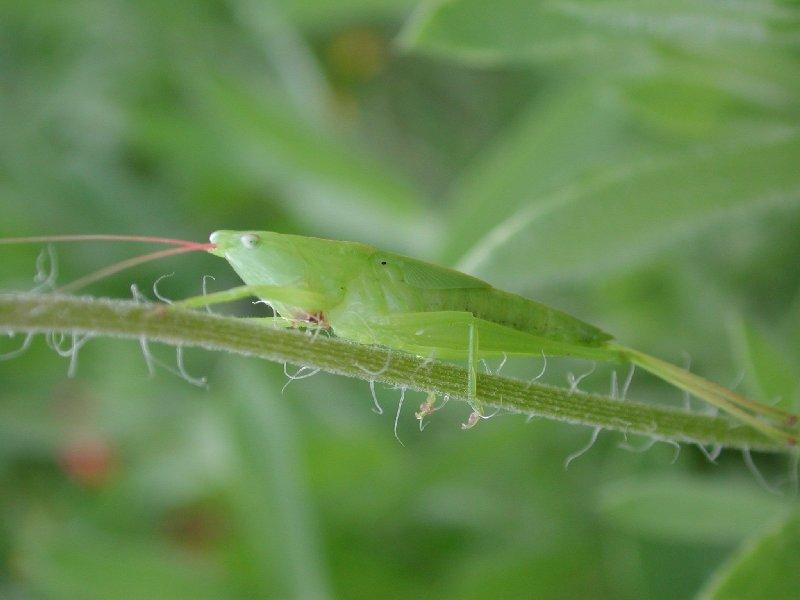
xmin=328 ymin=254 xmax=616 ymax=360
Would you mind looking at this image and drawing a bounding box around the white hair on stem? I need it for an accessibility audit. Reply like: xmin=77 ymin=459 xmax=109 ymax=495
xmin=139 ymin=337 xmax=156 ymax=378
xmin=695 ymin=443 xmax=722 ymax=464
xmin=743 ymin=447 xmax=781 ymax=496
xmin=32 ymin=244 xmax=59 ymax=292
xmin=668 ymin=440 xmax=681 ymax=464
xmin=152 ymin=273 xmax=175 ymax=304
xmin=618 ymin=436 xmax=658 ymax=454
xmin=282 ymin=363 xmax=320 ymax=393
xmin=175 ymin=346 xmax=208 ymax=388
xmin=496 ymin=353 xmax=508 ymax=375
xmin=45 ymin=331 xmax=91 ymax=377
xmin=567 ymin=363 xmax=596 ymax=394
xmin=130 ymin=284 xmax=156 ymax=376
xmin=0 ymin=333 xmax=34 ymax=361
xmin=127 ymin=285 xmax=208 ymax=388
xmin=66 ymin=334 xmax=91 ymax=378
xmin=481 ymin=354 xmax=508 ymax=376
xmin=621 ymin=364 xmax=635 ymax=400
xmin=393 ymin=387 xmax=406 ymax=446
xmin=525 ymin=351 xmax=547 ymax=389
xmin=564 ymin=426 xmax=602 ymax=469
xmin=46 ymin=331 xmax=71 ymax=355
xmin=369 ymin=380 xmax=383 ymax=415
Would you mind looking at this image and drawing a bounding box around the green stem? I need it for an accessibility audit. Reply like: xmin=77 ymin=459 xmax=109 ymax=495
xmin=0 ymin=293 xmax=784 ymax=453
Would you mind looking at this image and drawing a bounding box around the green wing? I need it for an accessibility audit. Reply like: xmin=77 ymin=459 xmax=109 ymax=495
xmin=392 ymin=256 xmax=491 ymax=290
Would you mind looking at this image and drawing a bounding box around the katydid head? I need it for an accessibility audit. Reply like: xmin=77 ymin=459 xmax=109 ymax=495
xmin=208 ymin=230 xmax=316 ymax=288
xmin=207 ymin=230 xmax=367 ymax=294
xmin=209 ymin=231 xmax=302 ymax=285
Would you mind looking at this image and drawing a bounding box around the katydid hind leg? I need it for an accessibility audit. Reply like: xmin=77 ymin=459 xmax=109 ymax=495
xmin=355 ymin=311 xmax=487 ymax=421
xmin=617 ymin=345 xmax=798 ymax=446
xmin=357 ymin=311 xmax=621 ymax=361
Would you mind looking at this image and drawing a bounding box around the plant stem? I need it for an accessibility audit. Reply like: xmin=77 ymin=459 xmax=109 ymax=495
xmin=0 ymin=293 xmax=784 ymax=452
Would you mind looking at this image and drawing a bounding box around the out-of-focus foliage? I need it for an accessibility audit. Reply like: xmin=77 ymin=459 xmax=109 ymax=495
xmin=1 ymin=0 xmax=798 ymax=598
xmin=700 ymin=510 xmax=800 ymax=599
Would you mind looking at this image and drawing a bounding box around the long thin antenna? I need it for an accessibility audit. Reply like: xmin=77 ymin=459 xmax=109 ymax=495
xmin=56 ymin=246 xmax=206 ymax=293
xmin=1 ymin=234 xmax=215 ymax=293
xmin=0 ymin=234 xmax=209 ymax=249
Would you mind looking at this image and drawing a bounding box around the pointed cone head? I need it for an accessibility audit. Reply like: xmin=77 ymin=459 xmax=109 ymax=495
xmin=207 ymin=230 xmax=370 ymax=292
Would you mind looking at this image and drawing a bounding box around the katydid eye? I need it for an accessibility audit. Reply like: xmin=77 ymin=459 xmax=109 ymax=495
xmin=241 ymin=234 xmax=261 ymax=249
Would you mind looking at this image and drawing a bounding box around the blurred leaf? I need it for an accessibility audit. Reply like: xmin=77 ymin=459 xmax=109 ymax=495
xmin=727 ymin=314 xmax=800 ymax=411
xmin=233 ymin=0 xmax=331 ymax=123
xmin=598 ymin=475 xmax=790 ymax=545
xmin=700 ymin=510 xmax=800 ymax=599
xmin=215 ymin=359 xmax=331 ymax=599
xmin=193 ymin=75 xmax=433 ymax=250
xmin=442 ymin=81 xmax=648 ymax=264
xmin=281 ymin=0 xmax=418 ymax=31
xmin=456 ymin=131 xmax=800 ymax=289
xmin=616 ymin=48 xmax=800 ymax=140
xmin=437 ymin=540 xmax=611 ymax=600
xmin=18 ymin=521 xmax=225 ymax=600
xmin=400 ymin=0 xmax=800 ymax=66
xmin=349 ymin=54 xmax=545 ymax=202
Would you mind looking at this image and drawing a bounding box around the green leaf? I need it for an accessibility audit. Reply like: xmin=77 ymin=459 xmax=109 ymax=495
xmin=281 ymin=0 xmax=418 ymax=30
xmin=616 ymin=48 xmax=800 ymax=140
xmin=400 ymin=0 xmax=800 ymax=67
xmin=455 ymin=132 xmax=800 ymax=289
xmin=598 ymin=475 xmax=790 ymax=545
xmin=441 ymin=82 xmax=648 ymax=265
xmin=190 ymin=75 xmax=432 ymax=250
xmin=215 ymin=359 xmax=332 ymax=599
xmin=700 ymin=510 xmax=800 ymax=599
xmin=18 ymin=523 xmax=225 ymax=600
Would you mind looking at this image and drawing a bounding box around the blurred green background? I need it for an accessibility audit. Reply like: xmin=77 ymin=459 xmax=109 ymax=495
xmin=2 ymin=1 xmax=800 ymax=598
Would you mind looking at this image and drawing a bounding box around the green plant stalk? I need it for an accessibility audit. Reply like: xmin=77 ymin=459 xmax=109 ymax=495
xmin=0 ymin=293 xmax=783 ymax=452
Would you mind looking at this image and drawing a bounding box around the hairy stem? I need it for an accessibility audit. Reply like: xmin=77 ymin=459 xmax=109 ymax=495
xmin=0 ymin=293 xmax=784 ymax=452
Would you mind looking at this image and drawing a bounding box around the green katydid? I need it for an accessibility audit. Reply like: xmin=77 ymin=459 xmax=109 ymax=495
xmin=2 ymin=231 xmax=797 ymax=445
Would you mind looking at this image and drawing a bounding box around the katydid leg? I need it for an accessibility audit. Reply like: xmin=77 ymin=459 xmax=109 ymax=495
xmin=173 ymin=284 xmax=329 ymax=313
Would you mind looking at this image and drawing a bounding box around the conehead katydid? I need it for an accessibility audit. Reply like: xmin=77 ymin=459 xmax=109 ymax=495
xmin=1 ymin=231 xmax=797 ymax=444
